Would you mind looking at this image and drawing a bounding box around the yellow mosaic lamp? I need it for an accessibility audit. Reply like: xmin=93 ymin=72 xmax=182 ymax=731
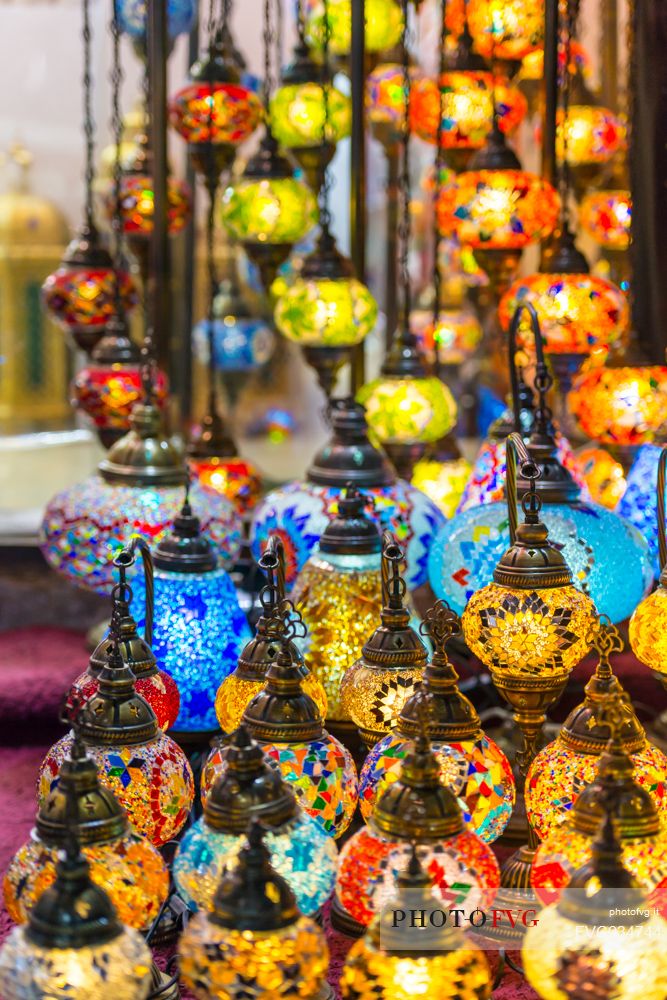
xmin=525 ymin=617 xmax=667 ymax=843
xmin=466 ymin=0 xmax=544 ymax=62
xmin=531 ymin=693 xmax=667 ymax=906
xmin=4 ymin=731 xmax=169 ymax=932
xmin=341 ymin=845 xmax=493 ymax=1000
xmin=524 ymin=813 xmax=667 ymax=1000
xmin=572 ymin=445 xmax=627 ymax=510
xmin=304 ymin=0 xmax=404 ymax=56
xmin=179 ymin=820 xmax=329 ymax=1000
xmin=214 ymin=535 xmax=327 ymax=735
xmin=340 ymin=530 xmax=428 ymax=745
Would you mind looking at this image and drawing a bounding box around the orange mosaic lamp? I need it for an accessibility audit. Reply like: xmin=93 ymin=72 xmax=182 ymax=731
xmin=466 ymin=0 xmax=544 ymax=62
xmin=572 ymin=446 xmax=627 ymax=510
xmin=580 ymin=189 xmax=632 ymax=251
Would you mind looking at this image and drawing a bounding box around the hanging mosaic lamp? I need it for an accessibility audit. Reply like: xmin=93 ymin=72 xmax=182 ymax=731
xmin=214 ymin=536 xmax=327 ymax=736
xmin=0 ymin=814 xmax=152 ymax=1000
xmin=69 ymin=539 xmax=180 ymax=731
xmin=526 ymin=618 xmax=667 ymax=843
xmin=366 ymin=62 xmax=418 ymax=147
xmin=617 ymin=444 xmax=664 ymax=574
xmin=40 ymin=393 xmax=242 ymax=596
xmin=572 ymin=445 xmax=627 ymax=510
xmin=341 ymin=846 xmax=493 ymax=1000
xmin=334 ymin=723 xmax=500 ymax=934
xmin=430 ymin=310 xmax=652 ymax=622
xmin=338 ymin=529 xmax=427 ymax=742
xmin=581 ymin=188 xmax=632 ymax=251
xmin=466 ymin=0 xmax=544 ymax=62
xmin=178 ymin=821 xmax=329 ymax=1000
xmin=556 ymin=103 xmax=626 ymax=193
xmin=303 ymin=0 xmax=404 ymax=56
xmin=174 ymin=725 xmax=337 ymax=915
xmin=4 ymin=731 xmax=169 ymax=931
xmin=251 ymin=396 xmax=445 ymax=590
xmin=358 ymin=600 xmax=514 ymax=843
xmin=38 ymin=638 xmax=195 ymax=848
xmin=130 ymin=487 xmax=251 ymax=735
xmin=531 ymin=692 xmax=667 ymax=907
xmin=630 ymin=448 xmax=667 ymax=682
xmin=207 ymin=604 xmax=359 ymax=839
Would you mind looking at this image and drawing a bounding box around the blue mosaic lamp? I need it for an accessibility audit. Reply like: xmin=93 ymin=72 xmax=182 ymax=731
xmin=174 ymin=725 xmax=337 ymax=915
xmin=617 ymin=444 xmax=663 ymax=577
xmin=117 ymin=0 xmax=196 ymax=38
xmin=428 ymin=304 xmax=652 ymax=622
xmin=251 ymin=397 xmax=444 ymax=591
xmin=134 ymin=486 xmax=251 ymax=735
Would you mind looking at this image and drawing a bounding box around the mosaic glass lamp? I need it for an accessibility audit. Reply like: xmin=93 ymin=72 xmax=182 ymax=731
xmin=411 ymin=281 xmax=482 ymax=370
xmin=214 ymin=536 xmax=327 ymax=736
xmin=179 ymin=821 xmax=329 ymax=1000
xmin=615 ymin=444 xmax=664 ymax=573
xmin=40 ymin=397 xmax=242 ymax=596
xmin=430 ymin=311 xmax=652 ymax=622
xmin=466 ymin=0 xmax=544 ymax=62
xmin=526 ymin=619 xmax=667 ymax=843
xmin=69 ymin=538 xmax=180 ymax=732
xmin=525 ymin=813 xmax=667 ymax=1000
xmin=341 ymin=846 xmax=493 ymax=1000
xmin=366 ymin=63 xmax=415 ymax=147
xmin=4 ymin=732 xmax=169 ymax=932
xmin=358 ymin=601 xmax=514 ymax=843
xmin=117 ymin=0 xmax=196 ymax=38
xmin=334 ymin=723 xmax=500 ymax=934
xmin=130 ymin=487 xmax=251 ymax=735
xmin=531 ymin=694 xmax=667 ymax=908
xmin=38 ymin=638 xmax=195 ymax=848
xmin=580 ymin=188 xmax=632 ymax=251
xmin=572 ymin=445 xmax=627 ymax=510
xmin=556 ymin=104 xmax=625 ymax=169
xmin=339 ymin=530 xmax=427 ymax=742
xmin=0 ymin=816 xmax=152 ymax=1000
xmin=303 ymin=0 xmax=404 ymax=56
xmin=251 ymin=396 xmax=445 ymax=590
xmin=410 ymin=451 xmax=472 ymax=518
xmin=174 ymin=725 xmax=337 ymax=915
xmin=209 ymin=605 xmax=358 ymax=839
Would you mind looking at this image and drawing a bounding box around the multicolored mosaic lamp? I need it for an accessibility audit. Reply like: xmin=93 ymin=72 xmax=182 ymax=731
xmin=4 ymin=729 xmax=169 ymax=931
xmin=466 ymin=0 xmax=544 ymax=62
xmin=303 ymin=0 xmax=404 ymax=55
xmin=531 ymin=693 xmax=667 ymax=907
xmin=581 ymin=188 xmax=632 ymax=251
xmin=209 ymin=604 xmax=359 ymax=839
xmin=525 ymin=813 xmax=667 ymax=1000
xmin=0 ymin=797 xmax=152 ymax=1000
xmin=69 ymin=538 xmax=180 ymax=732
xmin=366 ymin=62 xmax=415 ymax=146
xmin=130 ymin=486 xmax=251 ymax=735
xmin=572 ymin=445 xmax=627 ymax=510
xmin=341 ymin=846 xmax=493 ymax=1000
xmin=358 ymin=600 xmax=514 ymax=843
xmin=618 ymin=444 xmax=664 ymax=574
xmin=526 ymin=618 xmax=667 ymax=843
xmin=178 ymin=821 xmax=329 ymax=1000
xmin=38 ymin=637 xmax=195 ymax=848
xmin=556 ymin=104 xmax=625 ymax=184
xmin=334 ymin=720 xmax=500 ymax=934
xmin=251 ymin=396 xmax=445 ymax=590
xmin=339 ymin=530 xmax=427 ymax=743
xmin=174 ymin=725 xmax=337 ymax=915
xmin=429 ymin=310 xmax=652 ymax=622
xmin=214 ymin=536 xmax=327 ymax=735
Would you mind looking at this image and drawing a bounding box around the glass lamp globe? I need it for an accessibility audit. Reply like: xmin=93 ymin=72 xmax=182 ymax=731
xmin=40 ymin=401 xmax=242 ymax=596
xmin=466 ymin=0 xmax=544 ymax=62
xmin=170 ymin=80 xmax=262 ymax=151
xmin=221 ymin=165 xmax=317 ymax=247
xmin=174 ymin=725 xmax=337 ymax=916
xmin=358 ymin=374 xmax=457 ymax=449
xmin=179 ymin=823 xmax=329 ymax=1000
xmin=572 ymin=445 xmax=627 ymax=510
xmin=190 ymin=456 xmax=262 ymax=516
xmin=410 ymin=454 xmax=472 ymax=518
xmin=556 ymin=105 xmax=625 ymax=167
xmin=409 ymin=72 xmax=527 ymax=149
xmin=251 ymin=397 xmax=444 ymax=590
xmin=412 ymin=301 xmax=483 ymax=369
xmin=335 ymin=731 xmax=500 ymax=930
xmin=42 ymin=264 xmax=138 ymax=349
xmin=212 ymin=615 xmax=359 ymax=839
xmin=4 ymin=736 xmax=169 ymax=931
xmin=358 ymin=601 xmax=515 ymax=843
xmin=524 ymin=814 xmax=667 ymax=1000
xmin=366 ymin=63 xmax=414 ymax=145
xmin=130 ymin=494 xmax=251 ymax=734
xmin=520 ymin=39 xmax=591 ymax=86
xmin=39 ymin=646 xmax=194 ymax=848
xmin=525 ymin=623 xmax=667 ymax=843
xmin=269 ymin=81 xmax=352 ymax=150
xmin=304 ymin=0 xmax=403 ymax=55
xmin=0 ymin=842 xmax=153 ymax=1000
xmin=106 ymin=171 xmax=190 ymax=239
xmin=618 ymin=445 xmax=663 ymax=574
xmin=117 ymin=0 xmax=196 ymax=37
xmin=581 ymin=189 xmax=632 ymax=250
xmin=341 ymin=848 xmax=493 ymax=1000
xmin=192 ymin=266 xmax=275 ymax=374
xmin=569 ymin=357 xmax=667 ymax=448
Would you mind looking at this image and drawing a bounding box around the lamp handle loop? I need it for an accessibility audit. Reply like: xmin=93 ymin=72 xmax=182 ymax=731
xmin=114 ymin=536 xmax=154 ymax=647
xmin=505 ymin=432 xmax=540 ymax=545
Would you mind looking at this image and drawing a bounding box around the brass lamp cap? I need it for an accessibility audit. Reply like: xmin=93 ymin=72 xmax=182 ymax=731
xmin=98 ymin=402 xmax=186 ymax=487
xmin=76 ymin=643 xmax=159 ymax=747
xmin=242 ymin=647 xmax=323 ymax=744
xmin=211 ymin=820 xmax=299 ymax=932
xmin=204 ymin=725 xmax=297 ymax=833
xmin=153 ymin=490 xmax=217 ymax=573
xmin=493 ymin=515 xmax=573 ymax=589
xmin=89 ymin=599 xmax=156 ymax=681
xmin=362 ymin=531 xmax=428 ymax=669
xmin=308 ymin=397 xmax=396 ymax=489
xmin=372 ymin=732 xmax=464 ymax=842
xmin=36 ymin=738 xmax=127 ymax=847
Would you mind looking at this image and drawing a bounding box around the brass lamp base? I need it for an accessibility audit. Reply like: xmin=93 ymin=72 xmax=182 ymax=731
xmin=149 ymin=963 xmax=180 ymax=1000
xmin=501 ymin=842 xmax=537 ymax=890
xmin=330 ymin=893 xmax=366 ymax=938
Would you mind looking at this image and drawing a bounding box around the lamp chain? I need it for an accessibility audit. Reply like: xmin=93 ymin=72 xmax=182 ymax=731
xmin=136 ymin=1 xmax=157 ymax=399
xmin=263 ymin=0 xmax=276 ymax=110
xmin=81 ymin=0 xmax=95 ymax=231
xmin=398 ymin=0 xmax=411 ymax=330
xmin=110 ymin=0 xmax=128 ymax=324
xmin=319 ymin=0 xmax=332 ymax=232
xmin=432 ymin=0 xmax=448 ymax=339
xmin=557 ymin=0 xmax=580 ymax=228
xmin=205 ymin=0 xmax=223 ymax=412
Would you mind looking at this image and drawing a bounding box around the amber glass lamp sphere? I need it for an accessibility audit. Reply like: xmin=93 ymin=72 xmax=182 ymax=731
xmin=409 ymin=72 xmax=527 ymax=149
xmin=580 ymin=189 xmax=632 ymax=250
xmin=304 ymin=0 xmax=403 ymax=55
xmin=568 ymin=357 xmax=667 ymax=447
xmin=467 ymin=0 xmax=544 ymax=61
xmin=630 ymin=587 xmax=667 ymax=683
xmin=169 ymin=81 xmax=262 ymax=148
xmin=221 ymin=175 xmax=317 ymax=247
xmin=556 ymin=105 xmax=625 ymax=167
xmin=269 ymin=82 xmax=352 ymax=149
xmin=71 ymin=364 xmax=168 ymax=443
xmin=572 ymin=446 xmax=627 ymax=510
xmin=411 ymin=455 xmax=472 ymax=518
xmin=366 ymin=63 xmax=414 ymax=144
xmin=42 ymin=267 xmax=138 ymax=340
xmin=190 ymin=456 xmax=262 ymax=516
xmin=106 ymin=173 xmax=190 ymax=238
xmin=498 ymin=272 xmax=629 ymax=356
